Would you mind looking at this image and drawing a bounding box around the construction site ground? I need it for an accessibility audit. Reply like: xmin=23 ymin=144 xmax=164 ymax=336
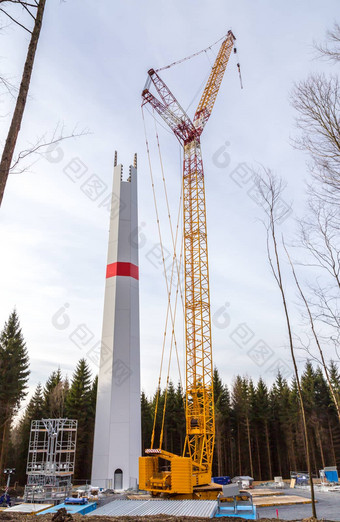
xmin=0 ymin=513 xmax=330 ymax=522
xmin=1 ymin=488 xmax=340 ymax=521
xmin=0 ymin=513 xmax=333 ymax=520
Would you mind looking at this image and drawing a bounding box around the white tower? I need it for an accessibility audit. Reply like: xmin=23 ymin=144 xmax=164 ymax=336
xmin=91 ymin=153 xmax=141 ymax=490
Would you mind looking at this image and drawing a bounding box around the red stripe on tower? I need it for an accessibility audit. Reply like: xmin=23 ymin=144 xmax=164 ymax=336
xmin=106 ymin=262 xmax=139 ymax=280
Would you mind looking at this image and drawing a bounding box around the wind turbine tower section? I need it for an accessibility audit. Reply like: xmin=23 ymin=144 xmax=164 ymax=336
xmin=91 ymin=153 xmax=141 ymax=491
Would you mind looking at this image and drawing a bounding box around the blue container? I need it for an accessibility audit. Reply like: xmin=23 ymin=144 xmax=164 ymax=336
xmin=38 ymin=501 xmax=97 ymax=515
xmin=65 ymin=497 xmax=87 ymax=505
xmin=212 ymin=476 xmax=231 ymax=486
xmin=296 ymin=474 xmax=309 ymax=485
xmin=325 ymin=470 xmax=338 ymax=483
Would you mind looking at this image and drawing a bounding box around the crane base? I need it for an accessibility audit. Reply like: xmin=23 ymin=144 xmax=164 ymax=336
xmin=170 ymin=483 xmax=223 ymax=500
xmin=150 ymin=483 xmax=223 ymax=500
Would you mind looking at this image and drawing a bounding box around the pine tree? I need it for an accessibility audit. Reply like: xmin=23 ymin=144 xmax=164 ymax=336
xmin=42 ymin=369 xmax=69 ymax=419
xmin=14 ymin=383 xmax=44 ymax=483
xmin=242 ymin=378 xmax=254 ymax=478
xmin=150 ymin=388 xmax=165 ymax=449
xmin=141 ymin=391 xmax=153 ymax=452
xmin=231 ymin=376 xmax=248 ymax=476
xmin=270 ymin=372 xmax=294 ymax=476
xmin=213 ymin=368 xmax=231 ymax=477
xmin=87 ymin=375 xmax=97 ymax=476
xmin=174 ymin=383 xmax=186 ymax=455
xmin=163 ymin=381 xmax=177 ymax=454
xmin=329 ymin=361 xmax=340 ymax=407
xmin=0 ymin=310 xmax=30 ymax=474
xmin=256 ymin=378 xmax=272 ymax=480
xmin=327 ymin=361 xmax=340 ymax=465
xmin=65 ymin=359 xmax=92 ymax=480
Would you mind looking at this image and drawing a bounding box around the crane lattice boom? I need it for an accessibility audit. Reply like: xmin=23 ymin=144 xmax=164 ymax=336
xmin=139 ymin=30 xmax=236 ymax=496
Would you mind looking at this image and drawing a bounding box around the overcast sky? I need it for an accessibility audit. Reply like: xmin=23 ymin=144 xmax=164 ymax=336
xmin=0 ymin=0 xmax=338 ymax=404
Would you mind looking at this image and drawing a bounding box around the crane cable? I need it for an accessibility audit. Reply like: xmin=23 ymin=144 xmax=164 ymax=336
xmin=155 ymin=32 xmax=227 ymax=72
xmin=153 ymin=113 xmax=186 ymax=448
xmin=234 ymin=47 xmax=244 ymax=89
xmin=159 ymin=239 xmax=184 ymax=448
xmin=153 ymin=114 xmax=186 ymax=447
xmin=142 ymin=106 xmax=185 ymax=449
xmin=153 ymin=114 xmax=184 ymax=311
xmin=185 ymin=52 xmax=212 ymax=114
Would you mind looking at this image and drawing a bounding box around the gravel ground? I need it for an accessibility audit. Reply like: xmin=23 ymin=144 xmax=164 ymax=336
xmin=257 ymin=487 xmax=340 ymax=521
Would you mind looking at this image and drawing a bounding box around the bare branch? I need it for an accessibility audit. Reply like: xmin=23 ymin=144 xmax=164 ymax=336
xmin=9 ymin=124 xmax=90 ymax=174
xmin=0 ymin=1 xmax=37 ymax=7
xmin=0 ymin=76 xmax=18 ymax=99
xmin=283 ymin=238 xmax=340 ymax=424
xmin=314 ymin=22 xmax=340 ymax=63
xmin=298 ymin=199 xmax=340 ymax=287
xmin=19 ymin=1 xmax=36 ymax=20
xmin=0 ymin=6 xmax=31 ymax=32
xmin=291 ymin=74 xmax=340 ymax=201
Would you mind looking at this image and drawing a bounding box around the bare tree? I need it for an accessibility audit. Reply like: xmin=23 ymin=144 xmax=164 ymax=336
xmin=290 ymin=21 xmax=340 ymax=382
xmin=315 ymin=22 xmax=340 ymax=63
xmin=0 ymin=0 xmax=47 ymax=206
xmin=299 ymin=200 xmax=340 ymax=285
xmin=254 ymin=169 xmax=317 ymax=517
xmin=297 ymin=199 xmax=340 ymax=352
xmin=283 ymin=239 xmax=340 ymax=425
xmin=291 ymin=74 xmax=340 ymax=203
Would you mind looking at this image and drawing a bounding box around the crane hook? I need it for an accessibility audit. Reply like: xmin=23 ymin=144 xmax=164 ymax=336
xmin=237 ymin=63 xmax=243 ymax=90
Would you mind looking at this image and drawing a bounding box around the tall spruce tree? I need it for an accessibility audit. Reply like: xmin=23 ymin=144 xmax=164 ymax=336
xmin=65 ymin=359 xmax=92 ymax=480
xmin=141 ymin=391 xmax=153 ymax=453
xmin=0 ymin=310 xmax=30 ymax=474
xmin=174 ymin=383 xmax=186 ymax=455
xmin=42 ymin=369 xmax=63 ymax=417
xmin=163 ymin=381 xmax=177 ymax=454
xmin=15 ymin=383 xmax=44 ymax=483
xmin=213 ymin=368 xmax=231 ymax=477
xmin=255 ymin=378 xmax=272 ymax=480
xmin=87 ymin=375 xmax=97 ymax=476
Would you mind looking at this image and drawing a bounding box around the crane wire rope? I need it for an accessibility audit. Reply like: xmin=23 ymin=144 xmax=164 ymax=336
xmin=142 ymin=105 xmax=185 ymax=449
xmin=153 ymin=113 xmax=184 ymax=311
xmin=152 ymin=111 xmax=186 ymax=448
xmin=185 ymin=53 xmax=211 ymax=114
xmin=153 ymin=114 xmax=187 ymax=447
xmin=155 ymin=32 xmax=227 ymax=72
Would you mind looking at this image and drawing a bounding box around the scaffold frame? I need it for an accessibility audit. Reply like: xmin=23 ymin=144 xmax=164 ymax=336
xmin=24 ymin=418 xmax=77 ymax=503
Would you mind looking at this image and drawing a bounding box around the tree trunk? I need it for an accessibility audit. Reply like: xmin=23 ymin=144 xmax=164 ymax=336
xmin=270 ymin=217 xmax=316 ymax=516
xmin=216 ymin=422 xmax=222 ymax=476
xmin=255 ymin=428 xmax=261 ymax=480
xmin=246 ymin=416 xmax=254 ymax=478
xmin=237 ymin=423 xmax=241 ymax=475
xmin=265 ymin=422 xmax=272 ymax=480
xmin=0 ymin=0 xmax=47 ymax=205
xmin=0 ymin=409 xmax=11 ymax=476
xmin=328 ymin=419 xmax=337 ymax=466
xmin=230 ymin=437 xmax=235 ymax=477
xmin=275 ymin=431 xmax=282 ymax=477
xmin=316 ymin=424 xmax=325 ymax=469
xmin=289 ymin=434 xmax=297 ymax=472
xmin=310 ymin=435 xmax=318 ymax=476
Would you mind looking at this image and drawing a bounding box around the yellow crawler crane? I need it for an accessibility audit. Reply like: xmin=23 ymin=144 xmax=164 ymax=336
xmin=140 ymin=30 xmax=236 ymax=498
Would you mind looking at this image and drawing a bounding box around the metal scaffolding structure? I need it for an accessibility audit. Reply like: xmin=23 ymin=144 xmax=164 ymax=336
xmin=24 ymin=419 xmax=77 ymax=503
